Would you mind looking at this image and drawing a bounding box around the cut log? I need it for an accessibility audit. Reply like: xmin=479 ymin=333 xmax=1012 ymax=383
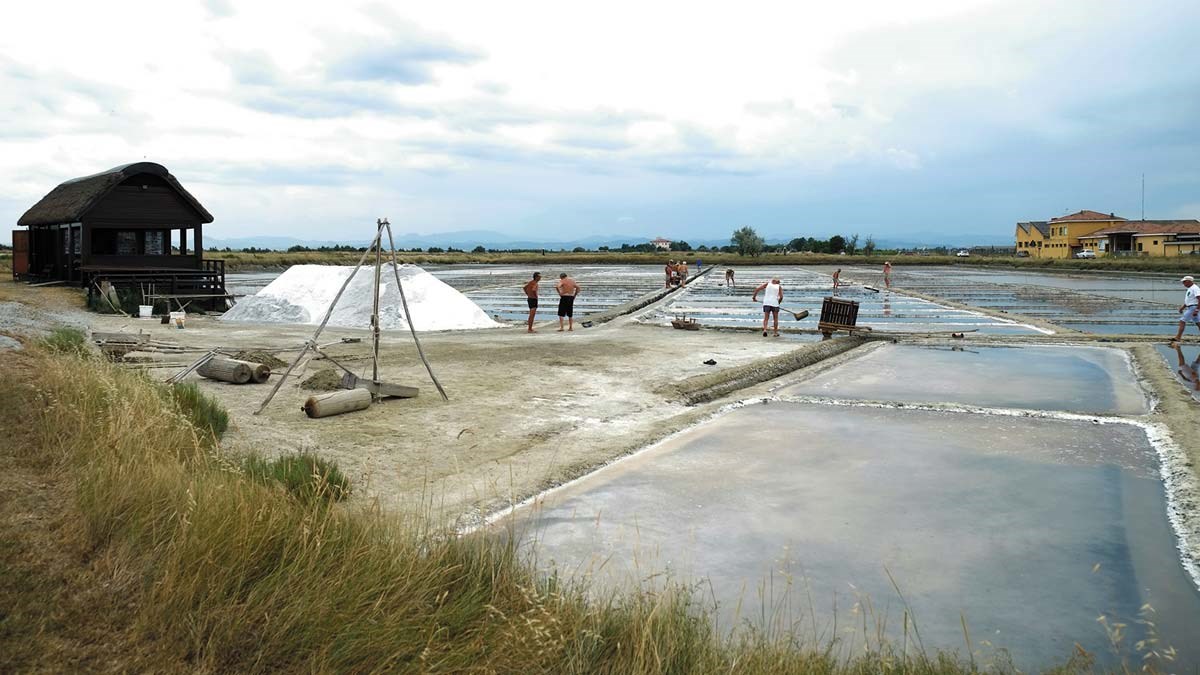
xmin=198 ymin=357 xmax=253 ymax=384
xmin=303 ymin=388 xmax=372 ymax=418
xmin=243 ymin=360 xmax=271 ymax=383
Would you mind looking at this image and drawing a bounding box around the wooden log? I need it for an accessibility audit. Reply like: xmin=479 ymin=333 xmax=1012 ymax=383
xmin=198 ymin=357 xmax=253 ymax=384
xmin=241 ymin=360 xmax=271 ymax=383
xmin=303 ymin=388 xmax=372 ymax=418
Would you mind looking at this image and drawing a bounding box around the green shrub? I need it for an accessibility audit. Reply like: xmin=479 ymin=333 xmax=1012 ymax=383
xmin=38 ymin=327 xmax=89 ymax=356
xmin=167 ymin=382 xmax=229 ymax=439
xmin=242 ymin=452 xmax=351 ymax=504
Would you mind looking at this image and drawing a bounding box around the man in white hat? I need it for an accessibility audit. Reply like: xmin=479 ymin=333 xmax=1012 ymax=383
xmin=1172 ymin=275 xmax=1200 ymax=342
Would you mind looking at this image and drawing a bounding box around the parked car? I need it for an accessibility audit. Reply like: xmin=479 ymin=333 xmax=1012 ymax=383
xmin=1016 ymin=250 xmax=1030 ymax=258
xmin=1075 ymin=249 xmax=1096 ymax=259
xmin=955 ymin=250 xmax=971 ymax=257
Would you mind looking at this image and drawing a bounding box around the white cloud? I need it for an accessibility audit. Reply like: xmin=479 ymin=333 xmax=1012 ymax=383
xmin=0 ymin=0 xmax=1197 ymax=241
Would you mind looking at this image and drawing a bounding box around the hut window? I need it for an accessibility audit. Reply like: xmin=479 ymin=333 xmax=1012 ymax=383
xmin=116 ymin=231 xmax=138 ymax=255
xmin=145 ymin=231 xmax=165 ymax=255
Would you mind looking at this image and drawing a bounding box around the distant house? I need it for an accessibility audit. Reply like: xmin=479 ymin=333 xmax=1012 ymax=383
xmin=1078 ymin=220 xmax=1200 ymax=257
xmin=14 ymin=161 xmax=228 ymax=307
xmin=1015 ymin=221 xmax=1050 ymax=257
xmin=650 ymin=237 xmax=672 ymax=250
xmin=1014 ymin=210 xmax=1200 ymax=257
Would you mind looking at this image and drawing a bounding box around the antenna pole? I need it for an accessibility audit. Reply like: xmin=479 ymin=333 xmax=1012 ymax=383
xmin=1141 ymin=173 xmax=1145 ymax=221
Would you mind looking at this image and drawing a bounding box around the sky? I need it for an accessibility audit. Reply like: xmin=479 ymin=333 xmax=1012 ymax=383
xmin=1 ymin=0 xmax=1198 ymax=245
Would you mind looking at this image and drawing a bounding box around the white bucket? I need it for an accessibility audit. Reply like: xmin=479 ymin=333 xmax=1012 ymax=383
xmin=138 ymin=305 xmax=153 ymax=318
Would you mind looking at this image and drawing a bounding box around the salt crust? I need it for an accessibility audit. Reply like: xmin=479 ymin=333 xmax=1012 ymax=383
xmin=221 ymin=264 xmax=501 ymax=331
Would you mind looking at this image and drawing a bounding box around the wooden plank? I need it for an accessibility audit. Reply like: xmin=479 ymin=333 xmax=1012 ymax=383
xmin=339 ymin=372 xmax=419 ymax=398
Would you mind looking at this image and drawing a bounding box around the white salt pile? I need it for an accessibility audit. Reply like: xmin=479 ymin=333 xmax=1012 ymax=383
xmin=221 ymin=264 xmax=501 ymax=331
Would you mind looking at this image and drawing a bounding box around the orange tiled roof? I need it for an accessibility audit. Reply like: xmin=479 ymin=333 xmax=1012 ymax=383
xmin=1077 ymin=220 xmax=1200 ymax=237
xmin=1049 ymin=210 xmax=1126 ymax=222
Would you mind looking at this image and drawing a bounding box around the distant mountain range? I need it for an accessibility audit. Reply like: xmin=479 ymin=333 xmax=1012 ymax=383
xmin=205 ymin=229 xmax=1015 ymax=252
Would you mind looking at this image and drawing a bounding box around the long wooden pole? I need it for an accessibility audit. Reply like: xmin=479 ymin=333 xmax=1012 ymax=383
xmin=371 ymin=219 xmax=383 ymax=397
xmin=383 ymin=220 xmax=449 ymax=401
xmin=254 ymin=227 xmax=384 ymax=415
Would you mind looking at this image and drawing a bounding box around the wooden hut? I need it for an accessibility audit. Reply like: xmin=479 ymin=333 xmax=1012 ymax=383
xmin=14 ymin=162 xmax=228 ymax=309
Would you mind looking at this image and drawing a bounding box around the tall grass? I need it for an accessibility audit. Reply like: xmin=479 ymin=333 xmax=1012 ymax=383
xmin=165 ymin=381 xmax=230 ymax=440
xmin=242 ymin=451 xmax=351 ymax=504
xmin=37 ymin=326 xmax=89 ymax=356
xmin=0 ymin=347 xmax=1134 ymax=673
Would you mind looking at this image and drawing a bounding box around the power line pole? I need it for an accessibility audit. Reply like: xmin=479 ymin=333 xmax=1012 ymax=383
xmin=1141 ymin=173 xmax=1145 ymax=221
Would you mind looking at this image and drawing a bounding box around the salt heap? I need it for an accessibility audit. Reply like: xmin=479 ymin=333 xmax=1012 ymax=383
xmin=221 ymin=264 xmax=501 ymax=331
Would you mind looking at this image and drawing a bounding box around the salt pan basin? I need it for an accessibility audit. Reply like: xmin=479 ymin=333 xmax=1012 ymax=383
xmin=779 ymin=344 xmax=1148 ymax=414
xmin=507 ymin=403 xmax=1200 ymax=669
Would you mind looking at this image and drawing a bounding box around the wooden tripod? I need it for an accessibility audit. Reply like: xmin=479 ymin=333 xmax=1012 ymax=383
xmin=255 ymin=218 xmax=449 ymax=415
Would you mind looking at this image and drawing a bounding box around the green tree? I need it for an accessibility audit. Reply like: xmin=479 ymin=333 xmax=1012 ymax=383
xmin=731 ymin=227 xmax=765 ymax=257
xmin=670 ymin=240 xmax=692 ymax=252
xmin=472 ymin=245 xmax=486 ymax=253
xmin=787 ymin=237 xmax=806 ymax=252
xmin=845 ymin=233 xmax=860 ymax=255
xmin=863 ymin=235 xmax=876 ymax=255
xmin=828 ymin=235 xmax=846 ymax=254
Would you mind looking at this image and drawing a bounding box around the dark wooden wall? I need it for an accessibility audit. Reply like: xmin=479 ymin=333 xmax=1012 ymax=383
xmin=86 ymin=174 xmax=204 ymax=225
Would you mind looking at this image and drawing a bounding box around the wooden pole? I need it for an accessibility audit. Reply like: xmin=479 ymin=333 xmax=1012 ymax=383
xmin=371 ymin=219 xmax=383 ymax=396
xmin=254 ymin=227 xmax=384 ymax=415
xmin=383 ymin=220 xmax=449 ymax=401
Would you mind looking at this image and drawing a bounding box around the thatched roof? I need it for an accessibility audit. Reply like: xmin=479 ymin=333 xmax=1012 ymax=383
xmin=18 ymin=162 xmax=213 ymax=226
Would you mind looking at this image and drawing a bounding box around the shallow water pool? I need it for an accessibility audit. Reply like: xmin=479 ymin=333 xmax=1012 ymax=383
xmin=507 ymin=402 xmax=1200 ymax=669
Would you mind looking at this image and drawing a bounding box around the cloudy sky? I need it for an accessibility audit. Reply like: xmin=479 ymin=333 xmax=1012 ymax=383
xmin=1 ymin=0 xmax=1197 ymax=245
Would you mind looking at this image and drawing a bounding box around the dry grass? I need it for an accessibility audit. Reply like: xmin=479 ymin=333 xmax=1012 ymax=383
xmin=0 ymin=347 xmax=1162 ymax=673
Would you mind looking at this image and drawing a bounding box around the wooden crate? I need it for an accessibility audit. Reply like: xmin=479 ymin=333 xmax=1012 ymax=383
xmin=819 ymin=297 xmax=859 ymax=326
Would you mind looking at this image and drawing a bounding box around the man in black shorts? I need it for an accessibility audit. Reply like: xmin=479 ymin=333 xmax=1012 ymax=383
xmin=556 ymin=272 xmax=580 ymax=332
xmin=523 ymin=272 xmax=541 ymax=333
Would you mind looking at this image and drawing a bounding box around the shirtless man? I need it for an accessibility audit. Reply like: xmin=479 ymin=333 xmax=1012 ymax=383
xmin=556 ymin=272 xmax=580 ymax=332
xmin=522 ymin=272 xmax=541 ymax=333
xmin=664 ymin=260 xmax=675 ymax=288
xmin=752 ymin=277 xmax=784 ymax=337
xmin=832 ymin=268 xmax=841 ymax=292
xmin=676 ymin=260 xmax=688 ymax=286
xmin=883 ymin=261 xmax=892 ymax=289
xmin=725 ymin=268 xmax=735 ymax=287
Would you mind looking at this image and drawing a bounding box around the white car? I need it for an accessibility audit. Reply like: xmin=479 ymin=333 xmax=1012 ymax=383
xmin=1075 ymin=249 xmax=1096 ymax=259
xmin=955 ymin=250 xmax=970 ymax=257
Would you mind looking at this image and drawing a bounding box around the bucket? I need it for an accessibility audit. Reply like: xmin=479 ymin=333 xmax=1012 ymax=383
xmin=138 ymin=305 xmax=153 ymax=318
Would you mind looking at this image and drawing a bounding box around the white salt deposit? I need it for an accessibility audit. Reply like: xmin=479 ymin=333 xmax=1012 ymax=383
xmin=221 ymin=264 xmax=501 ymax=331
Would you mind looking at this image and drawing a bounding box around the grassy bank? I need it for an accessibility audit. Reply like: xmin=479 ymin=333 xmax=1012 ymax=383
xmin=210 ymin=249 xmax=1200 ymax=274
xmin=0 ymin=341 xmax=1142 ymax=672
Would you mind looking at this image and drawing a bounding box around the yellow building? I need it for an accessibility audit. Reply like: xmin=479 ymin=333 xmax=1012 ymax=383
xmin=1015 ymin=221 xmax=1050 ymax=257
xmin=1078 ymin=220 xmax=1200 ymax=257
xmin=1039 ymin=210 xmax=1127 ymax=258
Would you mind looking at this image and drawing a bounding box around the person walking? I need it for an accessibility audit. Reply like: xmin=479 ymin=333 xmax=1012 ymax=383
xmin=883 ymin=261 xmax=892 ymax=290
xmin=752 ymin=277 xmax=784 ymax=337
xmin=664 ymin=260 xmax=675 ymax=288
xmin=1172 ymin=275 xmax=1200 ymax=342
xmin=556 ymin=272 xmax=580 ymax=332
xmin=831 ymin=268 xmax=841 ymax=293
xmin=522 ymin=272 xmax=541 ymax=333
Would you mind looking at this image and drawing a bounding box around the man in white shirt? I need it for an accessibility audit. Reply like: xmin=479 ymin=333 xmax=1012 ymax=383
xmin=1173 ymin=275 xmax=1200 ymax=342
xmin=752 ymin=277 xmax=784 ymax=337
